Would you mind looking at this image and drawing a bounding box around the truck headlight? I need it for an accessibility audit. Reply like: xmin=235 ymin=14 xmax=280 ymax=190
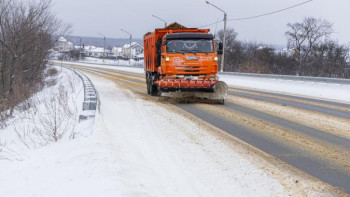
xmin=214 ymin=56 xmax=218 ymax=61
xmin=165 ymin=57 xmax=170 ymax=62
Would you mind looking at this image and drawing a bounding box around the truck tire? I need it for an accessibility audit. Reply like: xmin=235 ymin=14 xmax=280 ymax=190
xmin=150 ymin=84 xmax=158 ymax=96
xmin=146 ymin=72 xmax=159 ymax=96
xmin=146 ymin=72 xmax=150 ymax=95
xmin=150 ymin=73 xmax=159 ymax=96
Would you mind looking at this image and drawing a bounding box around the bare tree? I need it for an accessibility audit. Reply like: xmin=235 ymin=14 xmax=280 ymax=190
xmin=0 ymin=0 xmax=70 ymax=124
xmin=286 ymin=17 xmax=333 ymax=75
xmin=217 ymin=28 xmax=242 ymax=71
xmin=34 ymin=84 xmax=77 ymax=143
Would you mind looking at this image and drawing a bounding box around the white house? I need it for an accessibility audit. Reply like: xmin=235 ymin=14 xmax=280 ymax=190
xmin=54 ymin=37 xmax=73 ymax=52
xmin=87 ymin=47 xmax=109 ymax=58
xmin=112 ymin=47 xmax=123 ymax=57
xmin=122 ymin=42 xmax=143 ymax=58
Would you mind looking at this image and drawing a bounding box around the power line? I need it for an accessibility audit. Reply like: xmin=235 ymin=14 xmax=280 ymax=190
xmin=197 ymin=19 xmax=223 ymax=28
xmin=228 ymin=0 xmax=313 ymax=21
xmin=197 ymin=0 xmax=313 ymax=28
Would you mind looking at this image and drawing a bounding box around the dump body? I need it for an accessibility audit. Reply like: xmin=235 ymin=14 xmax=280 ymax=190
xmin=143 ymin=24 xmax=226 ymax=103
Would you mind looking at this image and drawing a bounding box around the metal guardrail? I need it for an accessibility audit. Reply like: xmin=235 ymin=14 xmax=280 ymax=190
xmin=219 ymin=72 xmax=350 ymax=85
xmin=61 ymin=65 xmax=100 ymax=122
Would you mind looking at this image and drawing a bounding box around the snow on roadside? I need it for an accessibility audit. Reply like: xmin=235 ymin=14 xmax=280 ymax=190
xmin=0 ymin=67 xmax=87 ymax=159
xmin=0 ymin=66 xmax=98 ymax=196
xmin=220 ymin=75 xmax=350 ymax=103
xmin=57 ymin=61 xmax=145 ymax=74
xmin=82 ymin=57 xmax=144 ymax=67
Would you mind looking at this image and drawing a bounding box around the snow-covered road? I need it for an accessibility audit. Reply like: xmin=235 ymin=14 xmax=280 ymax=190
xmin=84 ymin=74 xmax=287 ymax=196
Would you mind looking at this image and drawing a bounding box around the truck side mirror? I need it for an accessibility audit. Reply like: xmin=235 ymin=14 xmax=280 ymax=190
xmin=217 ymin=43 xmax=223 ymax=55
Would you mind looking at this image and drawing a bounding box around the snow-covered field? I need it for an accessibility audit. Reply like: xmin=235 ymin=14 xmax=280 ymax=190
xmin=0 ymin=65 xmax=290 ymax=196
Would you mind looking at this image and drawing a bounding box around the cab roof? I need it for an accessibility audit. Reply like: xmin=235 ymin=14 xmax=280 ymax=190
xmin=164 ymin=33 xmax=214 ymax=40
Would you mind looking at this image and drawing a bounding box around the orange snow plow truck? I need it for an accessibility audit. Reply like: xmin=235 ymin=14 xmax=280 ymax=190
xmin=143 ymin=23 xmax=228 ymax=103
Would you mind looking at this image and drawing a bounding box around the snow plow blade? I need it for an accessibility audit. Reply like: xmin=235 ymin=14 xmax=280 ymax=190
xmin=194 ymin=81 xmax=228 ymax=102
xmin=158 ymin=80 xmax=228 ymax=104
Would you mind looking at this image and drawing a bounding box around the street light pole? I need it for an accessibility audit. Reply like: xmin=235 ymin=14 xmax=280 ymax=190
xmin=79 ymin=37 xmax=82 ymax=61
xmin=152 ymin=14 xmax=167 ymax=28
xmin=205 ymin=1 xmax=227 ymax=72
xmin=121 ymin=28 xmax=133 ymax=64
xmin=98 ymin=33 xmax=106 ymax=63
xmin=222 ymin=13 xmax=227 ymax=72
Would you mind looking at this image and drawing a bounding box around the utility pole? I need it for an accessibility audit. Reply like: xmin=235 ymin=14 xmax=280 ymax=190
xmin=205 ymin=1 xmax=227 ymax=72
xmin=121 ymin=28 xmax=132 ymax=64
xmin=222 ymin=13 xmax=227 ymax=72
xmin=98 ymin=33 xmax=106 ymax=63
xmin=152 ymin=14 xmax=167 ymax=28
xmin=79 ymin=38 xmax=82 ymax=61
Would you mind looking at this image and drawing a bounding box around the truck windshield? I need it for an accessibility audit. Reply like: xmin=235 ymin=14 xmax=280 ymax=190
xmin=166 ymin=39 xmax=214 ymax=54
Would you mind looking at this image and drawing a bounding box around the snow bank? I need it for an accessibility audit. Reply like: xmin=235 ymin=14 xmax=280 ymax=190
xmin=0 ymin=66 xmax=97 ymax=195
xmin=220 ymin=75 xmax=350 ymax=103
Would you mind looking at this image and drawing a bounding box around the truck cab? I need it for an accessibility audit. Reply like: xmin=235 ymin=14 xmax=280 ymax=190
xmin=159 ymin=33 xmax=219 ymax=78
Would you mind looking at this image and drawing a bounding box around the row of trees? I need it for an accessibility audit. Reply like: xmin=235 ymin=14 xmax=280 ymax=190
xmin=218 ymin=17 xmax=350 ymax=78
xmin=0 ymin=0 xmax=69 ymax=120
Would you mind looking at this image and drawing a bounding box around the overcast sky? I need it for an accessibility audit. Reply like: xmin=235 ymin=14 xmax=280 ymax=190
xmin=51 ymin=0 xmax=350 ymax=45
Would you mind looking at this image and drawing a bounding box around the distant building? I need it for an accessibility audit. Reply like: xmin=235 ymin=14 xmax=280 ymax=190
xmin=275 ymin=48 xmax=296 ymax=57
xmin=87 ymin=47 xmax=109 ymax=58
xmin=122 ymin=42 xmax=144 ymax=58
xmin=112 ymin=47 xmax=123 ymax=57
xmin=54 ymin=37 xmax=73 ymax=52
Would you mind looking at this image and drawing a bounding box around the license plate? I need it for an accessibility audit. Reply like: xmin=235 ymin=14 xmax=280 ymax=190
xmin=186 ymin=56 xmax=198 ymax=60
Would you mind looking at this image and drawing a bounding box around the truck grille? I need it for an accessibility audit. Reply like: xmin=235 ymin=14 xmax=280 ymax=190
xmin=175 ymin=66 xmax=203 ymax=73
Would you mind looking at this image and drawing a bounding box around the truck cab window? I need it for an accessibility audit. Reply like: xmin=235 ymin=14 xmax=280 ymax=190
xmin=166 ymin=39 xmax=214 ymax=54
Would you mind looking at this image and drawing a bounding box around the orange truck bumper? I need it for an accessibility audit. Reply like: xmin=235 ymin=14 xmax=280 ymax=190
xmin=156 ymin=79 xmax=217 ymax=92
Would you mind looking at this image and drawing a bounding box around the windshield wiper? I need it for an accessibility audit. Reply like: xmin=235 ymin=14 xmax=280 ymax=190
xmin=189 ymin=50 xmax=209 ymax=55
xmin=177 ymin=50 xmax=187 ymax=55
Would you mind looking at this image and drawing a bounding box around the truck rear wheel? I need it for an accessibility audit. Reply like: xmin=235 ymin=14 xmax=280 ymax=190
xmin=146 ymin=72 xmax=151 ymax=95
xmin=146 ymin=72 xmax=159 ymax=96
xmin=150 ymin=84 xmax=159 ymax=96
